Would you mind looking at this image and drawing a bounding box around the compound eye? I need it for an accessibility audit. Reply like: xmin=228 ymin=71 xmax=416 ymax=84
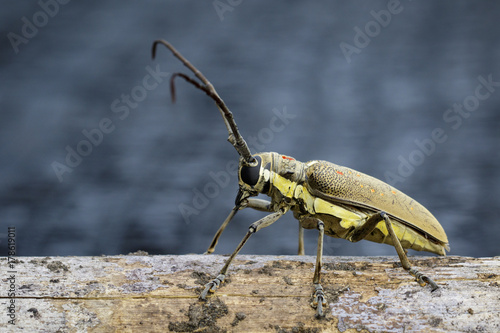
xmin=240 ymin=156 xmax=262 ymax=187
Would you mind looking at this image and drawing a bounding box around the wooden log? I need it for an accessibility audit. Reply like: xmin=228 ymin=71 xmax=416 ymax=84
xmin=1 ymin=254 xmax=499 ymax=332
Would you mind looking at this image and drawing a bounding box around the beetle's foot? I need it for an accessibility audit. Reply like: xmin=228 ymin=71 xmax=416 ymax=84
xmin=409 ymin=268 xmax=439 ymax=291
xmin=200 ymin=274 xmax=225 ymax=300
xmin=311 ymin=284 xmax=327 ymax=318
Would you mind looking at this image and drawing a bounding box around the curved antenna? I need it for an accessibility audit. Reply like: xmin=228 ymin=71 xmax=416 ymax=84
xmin=152 ymin=40 xmax=255 ymax=165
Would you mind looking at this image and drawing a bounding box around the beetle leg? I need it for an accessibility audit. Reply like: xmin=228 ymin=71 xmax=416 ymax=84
xmin=200 ymin=210 xmax=286 ymax=300
xmin=380 ymin=212 xmax=439 ymax=291
xmin=245 ymin=198 xmax=274 ymax=212
xmin=311 ymin=220 xmax=327 ymax=318
xmin=298 ymin=225 xmax=305 ymax=255
xmin=205 ymin=205 xmax=240 ymax=254
xmin=205 ymin=196 xmax=273 ymax=254
xmin=348 ymin=212 xmax=386 ymax=243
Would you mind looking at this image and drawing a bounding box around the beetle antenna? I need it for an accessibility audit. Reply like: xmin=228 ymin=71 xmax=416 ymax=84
xmin=152 ymin=39 xmax=256 ymax=165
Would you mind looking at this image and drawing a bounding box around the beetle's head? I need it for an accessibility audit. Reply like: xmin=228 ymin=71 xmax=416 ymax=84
xmin=238 ymin=152 xmax=274 ymax=197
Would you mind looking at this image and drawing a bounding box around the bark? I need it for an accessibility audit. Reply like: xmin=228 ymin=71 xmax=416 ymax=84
xmin=1 ymin=254 xmax=499 ymax=332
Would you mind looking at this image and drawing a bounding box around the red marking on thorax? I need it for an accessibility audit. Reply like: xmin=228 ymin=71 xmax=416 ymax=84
xmin=336 ymin=171 xmax=344 ymax=175
xmin=281 ymin=155 xmax=295 ymax=161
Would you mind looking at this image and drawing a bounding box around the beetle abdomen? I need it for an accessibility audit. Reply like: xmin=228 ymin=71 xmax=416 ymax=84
xmin=305 ymin=161 xmax=449 ymax=253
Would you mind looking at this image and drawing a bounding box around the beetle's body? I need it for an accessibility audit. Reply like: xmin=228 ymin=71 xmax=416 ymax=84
xmin=249 ymin=152 xmax=448 ymax=256
xmin=151 ymin=40 xmax=449 ymax=318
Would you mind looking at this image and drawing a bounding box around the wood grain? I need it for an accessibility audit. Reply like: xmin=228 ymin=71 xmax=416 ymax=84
xmin=1 ymin=254 xmax=499 ymax=332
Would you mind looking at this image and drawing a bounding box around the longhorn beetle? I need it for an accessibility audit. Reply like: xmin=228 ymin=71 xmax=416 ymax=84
xmin=152 ymin=40 xmax=449 ymax=318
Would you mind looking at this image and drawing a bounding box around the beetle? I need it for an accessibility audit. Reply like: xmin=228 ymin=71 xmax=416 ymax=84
xmin=152 ymin=40 xmax=449 ymax=318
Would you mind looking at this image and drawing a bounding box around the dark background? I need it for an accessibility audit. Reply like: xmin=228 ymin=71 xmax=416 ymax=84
xmin=1 ymin=1 xmax=499 ymax=258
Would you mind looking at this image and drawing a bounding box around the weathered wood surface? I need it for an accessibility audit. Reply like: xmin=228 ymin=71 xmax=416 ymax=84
xmin=1 ymin=254 xmax=499 ymax=332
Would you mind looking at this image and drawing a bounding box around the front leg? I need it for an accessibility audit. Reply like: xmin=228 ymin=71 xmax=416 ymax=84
xmin=244 ymin=198 xmax=274 ymax=212
xmin=205 ymin=196 xmax=273 ymax=254
xmin=201 ymin=210 xmax=286 ymax=299
xmin=205 ymin=205 xmax=240 ymax=254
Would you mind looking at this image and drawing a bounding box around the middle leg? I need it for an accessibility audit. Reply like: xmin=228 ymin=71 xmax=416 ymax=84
xmin=311 ymin=219 xmax=327 ymax=318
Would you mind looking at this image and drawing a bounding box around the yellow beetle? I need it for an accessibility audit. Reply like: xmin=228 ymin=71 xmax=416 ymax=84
xmin=152 ymin=40 xmax=449 ymax=318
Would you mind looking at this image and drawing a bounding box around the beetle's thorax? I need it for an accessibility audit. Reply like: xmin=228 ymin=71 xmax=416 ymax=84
xmin=238 ymin=152 xmax=306 ymax=198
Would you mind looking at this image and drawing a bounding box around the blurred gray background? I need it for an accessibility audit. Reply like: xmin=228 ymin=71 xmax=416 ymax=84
xmin=1 ymin=1 xmax=499 ymax=258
